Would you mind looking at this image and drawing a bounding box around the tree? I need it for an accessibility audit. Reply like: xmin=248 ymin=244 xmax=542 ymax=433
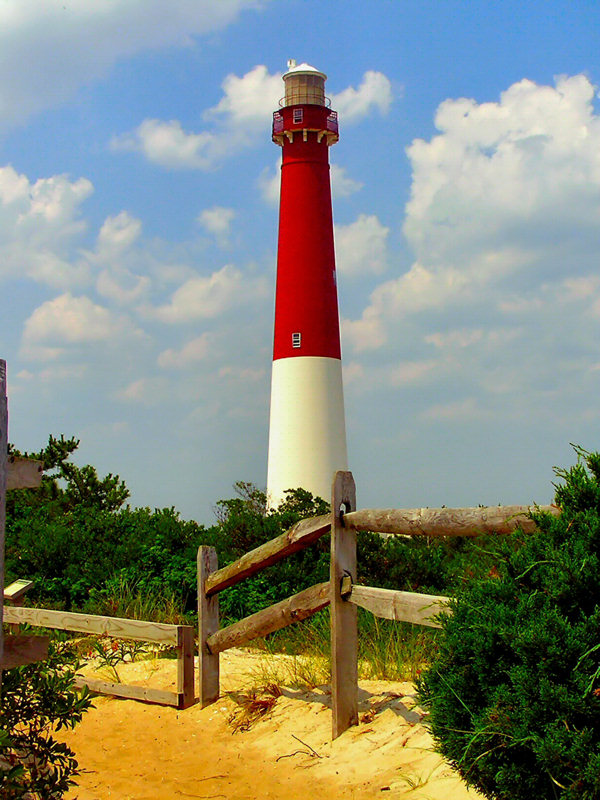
xmin=418 ymin=448 xmax=600 ymax=800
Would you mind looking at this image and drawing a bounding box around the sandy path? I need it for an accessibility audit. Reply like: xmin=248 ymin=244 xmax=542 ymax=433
xmin=60 ymin=649 xmax=482 ymax=800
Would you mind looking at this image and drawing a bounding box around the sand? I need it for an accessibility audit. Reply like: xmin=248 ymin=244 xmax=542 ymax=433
xmin=60 ymin=649 xmax=483 ymax=800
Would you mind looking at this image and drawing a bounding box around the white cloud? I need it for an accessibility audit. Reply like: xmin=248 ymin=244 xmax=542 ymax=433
xmin=21 ymin=293 xmax=141 ymax=360
xmin=116 ymin=376 xmax=169 ymax=405
xmin=158 ymin=334 xmax=214 ymax=368
xmin=335 ymin=214 xmax=389 ymax=276
xmin=425 ymin=329 xmax=484 ymax=349
xmin=258 ymin=163 xmax=281 ymax=205
xmin=341 ymin=314 xmax=387 ymax=353
xmin=389 ymin=359 xmax=440 ymax=386
xmin=0 ymin=0 xmax=264 ymax=129
xmin=420 ymin=397 xmax=484 ymax=421
xmin=206 ymin=64 xmax=282 ymax=127
xmin=91 ymin=211 xmax=151 ymax=304
xmin=0 ymin=166 xmax=93 ymax=287
xmin=115 ymin=67 xmax=393 ymax=170
xmin=331 ymin=165 xmax=364 ymax=198
xmin=347 ymin=74 xmax=600 ymax=367
xmin=198 ymin=206 xmax=236 ymax=239
xmin=331 ymin=71 xmax=393 ymax=123
xmin=97 ymin=211 xmax=142 ymax=253
xmin=148 ymin=264 xmax=266 ymax=323
xmin=404 ymin=74 xmax=600 ymax=263
xmin=111 ymin=118 xmax=225 ymax=170
xmin=112 ymin=64 xmax=281 ymax=169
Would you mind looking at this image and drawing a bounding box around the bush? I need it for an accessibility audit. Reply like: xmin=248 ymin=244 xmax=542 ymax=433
xmin=418 ymin=448 xmax=600 ymax=800
xmin=0 ymin=640 xmax=92 ymax=798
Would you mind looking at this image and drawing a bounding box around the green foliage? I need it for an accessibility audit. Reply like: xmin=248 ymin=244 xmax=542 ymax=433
xmin=8 ymin=434 xmax=129 ymax=513
xmin=5 ymin=432 xmax=497 ymax=622
xmin=5 ymin=436 xmax=334 ymax=619
xmin=0 ymin=640 xmax=93 ymax=799
xmin=418 ymin=448 xmax=600 ymax=800
xmin=214 ymin=483 xmax=331 ymax=622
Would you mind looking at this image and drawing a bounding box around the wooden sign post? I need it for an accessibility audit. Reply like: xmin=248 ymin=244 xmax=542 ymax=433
xmin=0 ymin=359 xmax=47 ymax=677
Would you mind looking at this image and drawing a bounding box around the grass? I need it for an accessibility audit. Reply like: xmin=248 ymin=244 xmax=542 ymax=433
xmin=83 ymin=576 xmax=190 ymax=625
xmin=248 ymin=608 xmax=440 ymax=685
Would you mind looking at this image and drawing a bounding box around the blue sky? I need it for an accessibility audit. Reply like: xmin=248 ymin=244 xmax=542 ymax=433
xmin=2 ymin=0 xmax=600 ymax=522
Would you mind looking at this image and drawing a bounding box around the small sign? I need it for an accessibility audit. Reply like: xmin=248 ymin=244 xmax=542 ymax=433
xmin=4 ymin=579 xmax=34 ymax=601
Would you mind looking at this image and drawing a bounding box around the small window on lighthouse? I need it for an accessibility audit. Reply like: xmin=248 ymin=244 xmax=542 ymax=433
xmin=292 ymin=332 xmax=301 ymax=348
xmin=293 ymin=108 xmax=303 ymax=124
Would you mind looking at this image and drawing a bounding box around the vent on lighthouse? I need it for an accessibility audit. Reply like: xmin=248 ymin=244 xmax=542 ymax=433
xmin=292 ymin=332 xmax=301 ymax=348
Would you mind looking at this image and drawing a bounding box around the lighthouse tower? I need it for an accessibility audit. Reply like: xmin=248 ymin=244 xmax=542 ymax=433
xmin=266 ymin=60 xmax=348 ymax=506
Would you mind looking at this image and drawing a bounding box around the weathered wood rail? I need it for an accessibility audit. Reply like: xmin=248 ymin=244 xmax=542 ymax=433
xmin=4 ymin=605 xmax=195 ymax=709
xmin=197 ymin=469 xmax=559 ymax=738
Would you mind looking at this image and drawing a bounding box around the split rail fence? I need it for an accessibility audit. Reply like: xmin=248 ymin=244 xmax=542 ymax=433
xmin=4 ymin=604 xmax=195 ymax=709
xmin=197 ymin=470 xmax=560 ymax=739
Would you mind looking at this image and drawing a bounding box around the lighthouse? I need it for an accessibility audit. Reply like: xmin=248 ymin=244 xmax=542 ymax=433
xmin=266 ymin=60 xmax=348 ymax=506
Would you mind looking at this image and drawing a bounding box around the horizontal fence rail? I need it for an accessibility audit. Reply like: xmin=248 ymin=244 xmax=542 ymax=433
xmin=5 ymin=606 xmax=195 ymax=709
xmin=205 ymin=513 xmax=330 ymax=596
xmin=4 ymin=606 xmax=179 ymax=644
xmin=341 ymin=579 xmax=449 ymax=628
xmin=342 ymin=505 xmax=560 ymax=537
xmin=206 ymin=582 xmax=330 ymax=654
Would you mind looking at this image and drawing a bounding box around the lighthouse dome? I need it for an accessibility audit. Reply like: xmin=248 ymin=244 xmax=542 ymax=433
xmin=283 ymin=60 xmax=327 ymax=81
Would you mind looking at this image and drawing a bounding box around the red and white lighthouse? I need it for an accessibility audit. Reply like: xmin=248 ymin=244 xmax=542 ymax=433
xmin=266 ymin=60 xmax=348 ymax=506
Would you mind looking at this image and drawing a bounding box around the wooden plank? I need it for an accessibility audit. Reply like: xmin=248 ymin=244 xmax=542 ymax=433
xmin=0 ymin=634 xmax=49 ymax=669
xmin=198 ymin=546 xmax=220 ymax=707
xmin=0 ymin=358 xmax=7 ymax=687
xmin=176 ymin=625 xmax=195 ymax=709
xmin=342 ymin=505 xmax=560 ymax=538
xmin=205 ymin=513 xmax=330 ymax=597
xmin=74 ymin=676 xmax=179 ymax=707
xmin=3 ymin=606 xmax=179 ymax=645
xmin=348 ymin=585 xmax=450 ymax=628
xmin=6 ymin=456 xmax=43 ymax=490
xmin=206 ymin=582 xmax=330 ymax=655
xmin=330 ymin=470 xmax=358 ymax=739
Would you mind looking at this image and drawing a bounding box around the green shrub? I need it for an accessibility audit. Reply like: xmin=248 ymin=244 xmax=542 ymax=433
xmin=418 ymin=448 xmax=600 ymax=800
xmin=0 ymin=640 xmax=92 ymax=798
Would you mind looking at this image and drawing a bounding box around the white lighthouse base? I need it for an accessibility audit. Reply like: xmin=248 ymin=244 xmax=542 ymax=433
xmin=266 ymin=356 xmax=348 ymax=508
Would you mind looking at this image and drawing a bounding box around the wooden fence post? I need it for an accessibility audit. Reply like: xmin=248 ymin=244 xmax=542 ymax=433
xmin=0 ymin=359 xmax=7 ymax=690
xmin=197 ymin=545 xmax=219 ymax=707
xmin=330 ymin=470 xmax=357 ymax=739
xmin=177 ymin=625 xmax=195 ymax=709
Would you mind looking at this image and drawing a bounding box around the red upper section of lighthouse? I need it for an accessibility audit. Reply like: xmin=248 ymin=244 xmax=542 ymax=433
xmin=272 ymin=102 xmax=342 ymax=361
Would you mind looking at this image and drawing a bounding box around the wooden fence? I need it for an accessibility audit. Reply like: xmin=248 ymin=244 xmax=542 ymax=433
xmin=197 ymin=470 xmax=559 ymax=738
xmin=4 ymin=605 xmax=195 ymax=709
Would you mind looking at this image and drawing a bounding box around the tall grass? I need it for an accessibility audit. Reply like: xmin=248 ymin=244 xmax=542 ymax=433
xmin=84 ymin=576 xmax=190 ymax=625
xmin=251 ymin=608 xmax=439 ymax=685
